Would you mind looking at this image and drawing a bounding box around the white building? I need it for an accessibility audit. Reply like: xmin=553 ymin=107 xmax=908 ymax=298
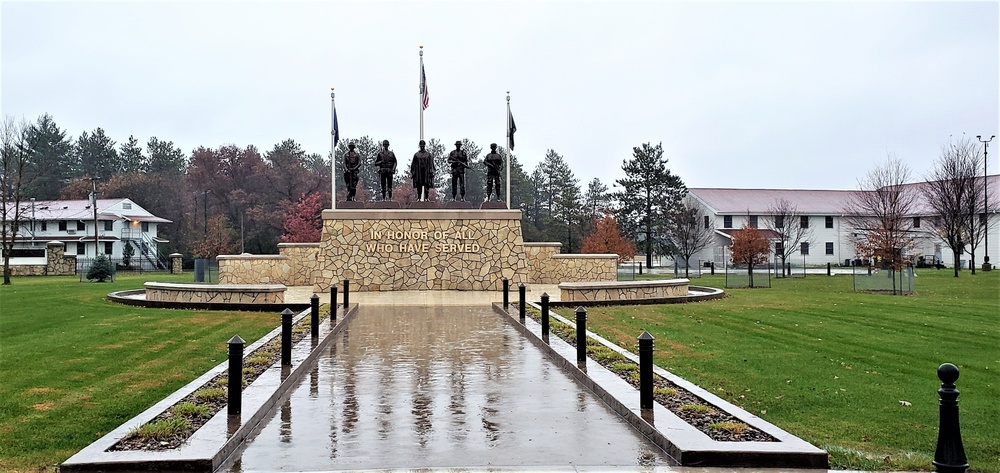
xmin=687 ymin=175 xmax=999 ymax=269
xmin=4 ymin=198 xmax=171 ymax=269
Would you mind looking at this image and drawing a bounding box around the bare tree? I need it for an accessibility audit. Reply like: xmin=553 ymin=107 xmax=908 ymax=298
xmin=1 ymin=116 xmax=35 ymax=285
xmin=663 ymin=196 xmax=715 ymax=277
xmin=844 ymin=155 xmax=918 ymax=270
xmin=764 ymin=198 xmax=813 ymax=276
xmin=923 ymin=138 xmax=980 ymax=276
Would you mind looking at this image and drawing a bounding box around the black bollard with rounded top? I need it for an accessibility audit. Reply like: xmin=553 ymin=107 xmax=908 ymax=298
xmin=281 ymin=309 xmax=293 ymax=366
xmin=518 ymin=283 xmax=526 ymax=321
xmin=343 ymin=279 xmax=350 ymax=309
xmin=502 ymin=277 xmax=509 ymax=309
xmin=827 ymin=262 xmax=831 ymax=276
xmin=933 ymin=363 xmax=969 ymax=473
xmin=227 ymin=335 xmax=244 ymax=416
xmin=576 ymin=306 xmax=587 ymax=362
xmin=310 ymin=294 xmax=319 ymax=338
xmin=638 ymin=331 xmax=655 ymax=409
xmin=330 ymin=284 xmax=338 ymax=323
xmin=710 ymin=261 xmax=715 ymax=275
xmin=638 ymin=262 xmax=643 ymax=275
xmin=540 ymin=292 xmax=550 ymax=338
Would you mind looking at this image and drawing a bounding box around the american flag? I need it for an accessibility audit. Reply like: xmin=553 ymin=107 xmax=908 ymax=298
xmin=420 ymin=64 xmax=429 ymax=110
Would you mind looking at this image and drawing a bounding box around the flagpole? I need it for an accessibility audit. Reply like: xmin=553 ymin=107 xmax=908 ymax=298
xmin=331 ymin=87 xmax=337 ymax=209
xmin=506 ymin=92 xmax=511 ymax=210
xmin=419 ymin=45 xmax=425 ymax=141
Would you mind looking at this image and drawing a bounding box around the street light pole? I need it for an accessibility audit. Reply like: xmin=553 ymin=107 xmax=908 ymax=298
xmin=977 ymin=135 xmax=994 ymax=269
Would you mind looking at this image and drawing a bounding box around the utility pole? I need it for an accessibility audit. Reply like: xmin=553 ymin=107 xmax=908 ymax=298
xmin=89 ymin=178 xmax=99 ymax=256
xmin=977 ymin=134 xmax=994 ymax=270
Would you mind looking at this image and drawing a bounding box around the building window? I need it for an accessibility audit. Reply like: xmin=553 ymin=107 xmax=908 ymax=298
xmin=76 ymin=221 xmax=85 ymax=231
xmin=41 ymin=221 xmax=47 ymax=231
xmin=123 ymin=202 xmax=132 ymax=210
xmin=704 ymin=215 xmax=709 ymax=229
xmin=801 ymin=242 xmax=809 ymax=255
xmin=723 ymin=215 xmax=732 ymax=228
xmin=141 ymin=222 xmax=149 ymax=232
xmin=826 ymin=242 xmax=834 ymax=255
xmin=774 ymin=215 xmax=784 ymax=228
xmin=104 ymin=242 xmax=113 ymax=255
xmin=59 ymin=221 xmax=67 ymax=231
xmin=748 ymin=215 xmax=758 ymax=228
xmin=913 ymin=217 xmax=920 ymax=228
xmin=775 ymin=242 xmax=784 ymax=254
xmin=76 ymin=243 xmax=85 ymax=255
xmin=103 ymin=220 xmax=113 ymax=231
xmin=800 ymin=216 xmax=809 ymax=228
xmin=825 ymin=216 xmax=833 ymax=228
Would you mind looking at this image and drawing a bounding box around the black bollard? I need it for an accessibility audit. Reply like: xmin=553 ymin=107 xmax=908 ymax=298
xmin=281 ymin=309 xmax=293 ymax=366
xmin=576 ymin=306 xmax=587 ymax=362
xmin=330 ymin=284 xmax=338 ymax=323
xmin=540 ymin=293 xmax=550 ymax=338
xmin=227 ymin=335 xmax=244 ymax=416
xmin=710 ymin=261 xmax=715 ymax=275
xmin=638 ymin=331 xmax=655 ymax=409
xmin=343 ymin=279 xmax=350 ymax=309
xmin=310 ymin=294 xmax=319 ymax=338
xmin=518 ymin=283 xmax=526 ymax=321
xmin=933 ymin=363 xmax=969 ymax=473
xmin=502 ymin=277 xmax=509 ymax=310
xmin=638 ymin=262 xmax=643 ymax=275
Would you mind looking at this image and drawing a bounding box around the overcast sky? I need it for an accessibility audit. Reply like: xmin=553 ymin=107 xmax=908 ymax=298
xmin=2 ymin=1 xmax=998 ymax=191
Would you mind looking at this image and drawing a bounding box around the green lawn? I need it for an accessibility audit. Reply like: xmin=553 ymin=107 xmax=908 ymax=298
xmin=1 ymin=271 xmax=996 ymax=472
xmin=0 ymin=274 xmax=280 ymax=472
xmin=582 ymin=269 xmax=1000 ymax=472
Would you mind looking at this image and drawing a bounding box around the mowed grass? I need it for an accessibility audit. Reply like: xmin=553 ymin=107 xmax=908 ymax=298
xmin=582 ymin=269 xmax=999 ymax=472
xmin=0 ymin=274 xmax=279 ymax=472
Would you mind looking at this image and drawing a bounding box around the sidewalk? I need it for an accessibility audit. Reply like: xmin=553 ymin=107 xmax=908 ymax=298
xmin=285 ymin=284 xmax=562 ymax=305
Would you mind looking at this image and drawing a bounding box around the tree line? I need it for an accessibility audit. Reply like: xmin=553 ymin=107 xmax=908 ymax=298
xmin=1 ymin=113 xmax=692 ymax=273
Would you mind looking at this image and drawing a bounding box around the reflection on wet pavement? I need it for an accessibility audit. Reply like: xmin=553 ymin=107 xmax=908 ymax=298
xmin=221 ymin=305 xmax=671 ymax=471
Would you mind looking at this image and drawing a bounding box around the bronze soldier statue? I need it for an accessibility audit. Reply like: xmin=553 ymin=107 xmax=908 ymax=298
xmin=410 ymin=140 xmax=435 ymax=201
xmin=447 ymin=140 xmax=469 ymax=201
xmin=343 ymin=142 xmax=362 ymax=201
xmin=374 ymin=140 xmax=397 ymax=201
xmin=483 ymin=143 xmax=503 ymax=201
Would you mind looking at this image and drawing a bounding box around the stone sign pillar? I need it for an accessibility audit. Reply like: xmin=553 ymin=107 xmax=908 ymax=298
xmin=170 ymin=253 xmax=183 ymax=274
xmin=46 ymin=241 xmax=76 ymax=276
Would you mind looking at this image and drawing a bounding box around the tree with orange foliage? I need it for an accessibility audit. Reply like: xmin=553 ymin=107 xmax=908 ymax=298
xmin=192 ymin=215 xmax=238 ymax=259
xmin=581 ymin=215 xmax=637 ymax=264
xmin=729 ymin=223 xmax=770 ymax=287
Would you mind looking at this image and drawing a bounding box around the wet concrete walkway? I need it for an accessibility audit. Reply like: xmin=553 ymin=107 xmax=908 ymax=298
xmin=220 ymin=305 xmax=672 ymax=472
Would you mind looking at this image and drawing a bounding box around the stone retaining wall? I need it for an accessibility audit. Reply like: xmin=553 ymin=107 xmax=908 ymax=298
xmin=144 ymin=282 xmax=285 ymax=304
xmin=524 ymin=242 xmax=617 ymax=283
xmin=277 ymin=243 xmax=320 ymax=286
xmin=218 ymin=255 xmax=293 ymax=285
xmin=559 ymin=278 xmax=690 ymax=303
xmin=6 ymin=242 xmax=77 ymax=276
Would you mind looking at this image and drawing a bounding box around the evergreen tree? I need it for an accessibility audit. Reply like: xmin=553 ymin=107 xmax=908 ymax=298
xmin=23 ymin=114 xmax=75 ymax=198
xmin=614 ymin=142 xmax=686 ymax=268
xmin=146 ymin=137 xmax=186 ymax=175
xmin=119 ymin=135 xmax=144 ymax=174
xmin=76 ymin=127 xmax=119 ymax=180
xmin=583 ymin=178 xmax=610 ymax=234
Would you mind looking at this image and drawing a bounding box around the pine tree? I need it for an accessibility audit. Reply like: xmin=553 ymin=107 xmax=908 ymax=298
xmin=614 ymin=142 xmax=686 ymax=268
